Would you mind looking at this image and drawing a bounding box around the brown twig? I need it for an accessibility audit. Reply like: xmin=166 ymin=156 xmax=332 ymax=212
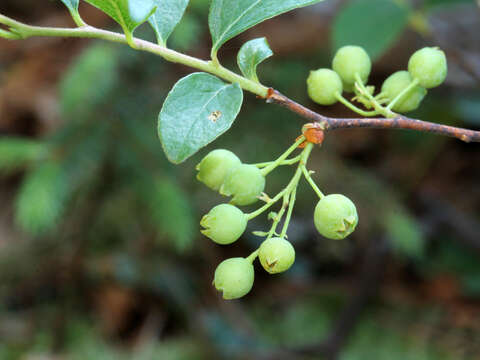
xmin=266 ymin=89 xmax=480 ymax=143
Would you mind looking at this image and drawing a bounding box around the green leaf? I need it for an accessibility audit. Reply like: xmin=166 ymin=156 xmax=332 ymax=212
xmin=332 ymin=0 xmax=410 ymax=60
xmin=59 ymin=43 xmax=119 ymax=120
xmin=60 ymin=0 xmax=80 ymax=12
xmin=141 ymin=178 xmax=195 ymax=251
xmin=0 ymin=137 xmax=48 ymax=174
xmin=85 ymin=0 xmax=156 ymax=35
xmin=237 ymin=37 xmax=273 ymax=82
xmin=148 ymin=0 xmax=190 ymax=46
xmin=15 ymin=162 xmax=69 ymax=235
xmin=158 ymin=72 xmax=243 ymax=164
xmin=209 ymin=0 xmax=324 ymax=56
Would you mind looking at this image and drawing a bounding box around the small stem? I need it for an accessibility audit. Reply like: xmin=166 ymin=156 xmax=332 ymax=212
xmin=335 ymin=92 xmax=378 ymax=117
xmin=386 ymin=78 xmax=420 ymax=111
xmin=247 ymin=187 xmax=289 ymax=220
xmin=0 ymin=28 xmax=20 ymax=39
xmin=246 ymin=249 xmax=259 ymax=263
xmin=261 ymin=136 xmax=305 ymax=176
xmin=267 ymin=193 xmax=289 ymax=239
xmin=280 ymin=188 xmax=296 ymax=238
xmin=354 ymin=74 xmax=395 ymax=118
xmin=301 ymin=165 xmax=324 ymax=199
xmin=70 ymin=10 xmax=87 ymax=27
xmin=253 ymin=155 xmax=301 ymax=168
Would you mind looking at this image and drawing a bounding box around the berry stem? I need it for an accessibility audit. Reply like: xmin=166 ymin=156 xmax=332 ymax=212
xmin=354 ymin=74 xmax=395 ymax=118
xmin=267 ymin=193 xmax=290 ymax=239
xmin=246 ymin=249 xmax=259 ymax=263
xmin=301 ymin=165 xmax=324 ymax=199
xmin=247 ymin=187 xmax=289 ymax=220
xmin=335 ymin=92 xmax=378 ymax=117
xmin=386 ymin=78 xmax=420 ymax=111
xmin=280 ymin=187 xmax=296 ymax=238
xmin=252 ymin=155 xmax=301 ymax=168
xmin=260 ymin=136 xmax=305 ymax=176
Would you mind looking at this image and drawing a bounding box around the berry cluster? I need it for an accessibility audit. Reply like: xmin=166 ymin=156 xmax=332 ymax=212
xmin=197 ymin=134 xmax=358 ymax=300
xmin=307 ymin=45 xmax=447 ymax=116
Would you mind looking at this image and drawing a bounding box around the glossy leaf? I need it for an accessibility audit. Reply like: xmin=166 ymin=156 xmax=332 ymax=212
xmin=158 ymin=72 xmax=243 ymax=164
xmin=209 ymin=0 xmax=324 ymax=56
xmin=85 ymin=0 xmax=156 ymax=34
xmin=60 ymin=0 xmax=80 ymax=12
xmin=148 ymin=0 xmax=190 ymax=46
xmin=237 ymin=37 xmax=273 ymax=82
xmin=332 ymin=0 xmax=410 ymax=60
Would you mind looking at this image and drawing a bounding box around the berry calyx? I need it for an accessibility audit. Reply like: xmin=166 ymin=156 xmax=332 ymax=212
xmin=220 ymin=164 xmax=266 ymax=206
xmin=381 ymin=71 xmax=427 ymax=113
xmin=408 ymin=47 xmax=447 ymax=89
xmin=307 ymin=68 xmax=343 ymax=105
xmin=258 ymin=237 xmax=295 ymax=274
xmin=200 ymin=204 xmax=248 ymax=245
xmin=332 ymin=45 xmax=371 ymax=85
xmin=196 ymin=149 xmax=241 ymax=191
xmin=314 ymin=194 xmax=358 ymax=240
xmin=213 ymin=257 xmax=255 ymax=300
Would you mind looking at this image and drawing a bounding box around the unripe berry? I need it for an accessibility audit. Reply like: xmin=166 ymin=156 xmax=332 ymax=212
xmin=200 ymin=204 xmax=247 ymax=245
xmin=314 ymin=194 xmax=358 ymax=240
xmin=258 ymin=237 xmax=295 ymax=274
xmin=196 ymin=149 xmax=241 ymax=191
xmin=213 ymin=257 xmax=254 ymax=300
xmin=220 ymin=164 xmax=265 ymax=206
xmin=307 ymin=68 xmax=343 ymax=105
xmin=381 ymin=71 xmax=427 ymax=113
xmin=332 ymin=46 xmax=371 ymax=85
xmin=408 ymin=47 xmax=447 ymax=89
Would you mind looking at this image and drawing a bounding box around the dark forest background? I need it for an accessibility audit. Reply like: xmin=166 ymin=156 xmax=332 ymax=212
xmin=0 ymin=0 xmax=479 ymax=359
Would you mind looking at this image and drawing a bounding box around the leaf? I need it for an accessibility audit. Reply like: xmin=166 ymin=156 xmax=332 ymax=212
xmin=141 ymin=178 xmax=195 ymax=251
xmin=85 ymin=0 xmax=157 ymax=34
xmin=237 ymin=37 xmax=273 ymax=82
xmin=59 ymin=43 xmax=119 ymax=120
xmin=148 ymin=0 xmax=190 ymax=46
xmin=332 ymin=0 xmax=410 ymax=60
xmin=15 ymin=162 xmax=69 ymax=235
xmin=209 ymin=0 xmax=324 ymax=56
xmin=158 ymin=72 xmax=243 ymax=164
xmin=60 ymin=0 xmax=80 ymax=12
xmin=0 ymin=137 xmax=48 ymax=174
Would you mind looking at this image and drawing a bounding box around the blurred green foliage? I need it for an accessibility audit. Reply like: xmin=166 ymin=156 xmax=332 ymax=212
xmin=0 ymin=0 xmax=479 ymax=359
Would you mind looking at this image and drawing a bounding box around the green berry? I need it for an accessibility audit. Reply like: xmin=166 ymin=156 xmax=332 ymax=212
xmin=200 ymin=204 xmax=247 ymax=245
xmin=314 ymin=194 xmax=358 ymax=240
xmin=213 ymin=257 xmax=254 ymax=300
xmin=408 ymin=47 xmax=447 ymax=89
xmin=258 ymin=237 xmax=295 ymax=274
xmin=381 ymin=71 xmax=427 ymax=113
xmin=307 ymin=68 xmax=343 ymax=105
xmin=220 ymin=164 xmax=265 ymax=206
xmin=196 ymin=149 xmax=241 ymax=191
xmin=332 ymin=45 xmax=371 ymax=85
